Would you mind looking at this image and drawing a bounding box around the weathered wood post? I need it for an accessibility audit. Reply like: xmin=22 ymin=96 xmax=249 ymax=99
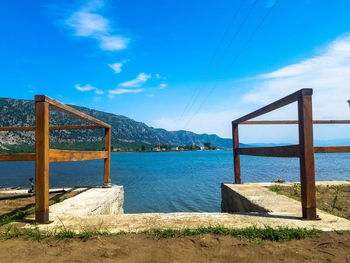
xmin=35 ymin=96 xmax=50 ymax=223
xmin=103 ymin=127 xmax=111 ymax=186
xmin=232 ymin=122 xmax=241 ymax=184
xmin=298 ymin=92 xmax=317 ymax=220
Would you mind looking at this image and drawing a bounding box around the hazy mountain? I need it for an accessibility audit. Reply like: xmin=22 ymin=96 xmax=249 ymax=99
xmin=0 ymin=98 xmax=233 ymax=152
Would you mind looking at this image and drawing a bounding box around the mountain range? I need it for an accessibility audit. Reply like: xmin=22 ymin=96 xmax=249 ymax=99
xmin=0 ymin=98 xmax=233 ymax=152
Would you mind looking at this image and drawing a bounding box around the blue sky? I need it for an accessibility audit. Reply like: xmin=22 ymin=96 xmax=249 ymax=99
xmin=1 ymin=0 xmax=350 ymax=142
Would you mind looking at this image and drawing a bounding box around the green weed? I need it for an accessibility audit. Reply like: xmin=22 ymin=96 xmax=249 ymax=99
xmin=0 ymin=216 xmax=13 ymax=227
xmin=144 ymin=225 xmax=321 ymax=242
xmin=0 ymin=225 xmax=111 ymax=241
xmin=269 ymin=185 xmax=282 ymax=194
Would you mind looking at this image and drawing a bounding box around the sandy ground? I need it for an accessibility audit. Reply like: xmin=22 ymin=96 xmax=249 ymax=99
xmin=0 ymin=232 xmax=349 ymax=263
xmin=0 ymin=190 xmax=81 ymax=222
xmin=269 ymin=184 xmax=350 ymax=220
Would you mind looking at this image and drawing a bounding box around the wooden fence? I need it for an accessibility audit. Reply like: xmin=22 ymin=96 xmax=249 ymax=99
xmin=232 ymin=88 xmax=350 ymax=220
xmin=0 ymin=95 xmax=111 ymax=223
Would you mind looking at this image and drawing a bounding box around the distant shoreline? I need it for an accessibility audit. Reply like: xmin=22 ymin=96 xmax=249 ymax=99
xmin=112 ymin=149 xmax=231 ymax=154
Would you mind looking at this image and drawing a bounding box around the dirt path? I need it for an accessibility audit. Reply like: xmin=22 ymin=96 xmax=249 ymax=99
xmin=268 ymin=184 xmax=350 ymax=220
xmin=0 ymin=232 xmax=349 ymax=263
xmin=0 ymin=190 xmax=81 ymax=218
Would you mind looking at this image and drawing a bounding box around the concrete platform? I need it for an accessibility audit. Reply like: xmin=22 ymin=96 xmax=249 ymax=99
xmin=49 ymin=185 xmax=124 ymax=219
xmin=35 ymin=181 xmax=350 ymax=233
xmin=222 ymin=181 xmax=350 ymax=215
xmin=37 ymin=210 xmax=350 ymax=233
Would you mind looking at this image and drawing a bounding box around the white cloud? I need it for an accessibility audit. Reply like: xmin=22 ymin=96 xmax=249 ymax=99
xmin=75 ymin=84 xmax=104 ymax=95
xmin=99 ymin=36 xmax=129 ymax=51
xmin=119 ymin=73 xmax=151 ymax=87
xmin=66 ymin=11 xmax=108 ymax=37
xmin=154 ymin=35 xmax=350 ymax=142
xmin=108 ymin=62 xmax=124 ymax=74
xmin=244 ymin=35 xmax=350 ymax=120
xmin=109 ymin=88 xmax=144 ymax=95
xmin=155 ymin=73 xmax=167 ymax=80
xmin=64 ymin=1 xmax=129 ymax=52
xmin=159 ymin=83 xmax=167 ymax=89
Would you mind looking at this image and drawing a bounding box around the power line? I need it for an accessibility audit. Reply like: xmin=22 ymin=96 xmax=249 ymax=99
xmin=184 ymin=0 xmax=280 ymax=128
xmin=181 ymin=0 xmax=259 ymax=124
xmin=180 ymin=0 xmax=245 ymax=119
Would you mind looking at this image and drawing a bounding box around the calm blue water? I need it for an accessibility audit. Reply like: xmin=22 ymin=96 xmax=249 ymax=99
xmin=0 ymin=151 xmax=349 ymax=213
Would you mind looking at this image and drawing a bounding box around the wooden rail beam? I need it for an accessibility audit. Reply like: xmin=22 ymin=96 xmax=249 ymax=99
xmin=314 ymin=146 xmax=350 ymax=154
xmin=35 ymin=100 xmax=50 ymax=224
xmin=0 ymin=125 xmax=104 ymax=131
xmin=0 ymin=154 xmax=36 ymax=161
xmin=237 ymin=145 xmax=300 ymax=158
xmin=298 ymin=94 xmax=317 ymax=220
xmin=103 ymin=127 xmax=111 ymax=185
xmin=241 ymin=120 xmax=350 ymax=125
xmin=35 ymin=95 xmax=111 ymax=128
xmin=232 ymin=123 xmax=241 ymax=184
xmin=49 ymin=149 xmax=108 ymax=162
xmin=50 ymin=125 xmax=103 ymax=130
xmin=233 ymin=89 xmax=312 ymax=124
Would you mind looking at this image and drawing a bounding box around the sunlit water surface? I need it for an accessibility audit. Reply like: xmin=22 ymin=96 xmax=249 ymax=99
xmin=0 ymin=151 xmax=349 ymax=213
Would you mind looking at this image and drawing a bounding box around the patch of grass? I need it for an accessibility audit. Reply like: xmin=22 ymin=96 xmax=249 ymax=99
xmin=12 ymin=209 xmax=33 ymax=220
xmin=269 ymin=185 xmax=282 ymax=194
xmin=330 ymin=185 xmax=343 ymax=210
xmin=0 ymin=208 xmax=34 ymax=227
xmin=144 ymin=225 xmax=321 ymax=242
xmin=53 ymin=229 xmax=110 ymax=241
xmin=0 ymin=225 xmax=111 ymax=241
xmin=0 ymin=216 xmax=13 ymax=227
xmin=293 ymin=183 xmax=301 ymax=195
xmin=50 ymin=196 xmax=66 ymax=205
xmin=0 ymin=225 xmax=320 ymax=242
xmin=267 ymin=184 xmax=350 ymax=220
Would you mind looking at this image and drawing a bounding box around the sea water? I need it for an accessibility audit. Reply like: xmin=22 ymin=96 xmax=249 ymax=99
xmin=0 ymin=151 xmax=349 ymax=213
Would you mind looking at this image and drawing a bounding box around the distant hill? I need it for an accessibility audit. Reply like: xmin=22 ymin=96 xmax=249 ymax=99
xmin=0 ymin=98 xmax=233 ymax=152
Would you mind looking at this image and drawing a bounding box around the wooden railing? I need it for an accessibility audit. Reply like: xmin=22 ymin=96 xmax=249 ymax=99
xmin=0 ymin=95 xmax=112 ymax=223
xmin=232 ymin=88 xmax=350 ymax=220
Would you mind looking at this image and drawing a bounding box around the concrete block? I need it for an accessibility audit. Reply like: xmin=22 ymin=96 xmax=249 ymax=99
xmin=50 ymin=185 xmax=124 ymax=219
xmin=221 ymin=183 xmax=269 ymax=213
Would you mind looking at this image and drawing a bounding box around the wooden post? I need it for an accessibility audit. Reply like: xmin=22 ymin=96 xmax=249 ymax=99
xmin=298 ymin=94 xmax=317 ymax=220
xmin=232 ymin=123 xmax=241 ymax=184
xmin=103 ymin=127 xmax=111 ymax=186
xmin=35 ymin=100 xmax=50 ymax=223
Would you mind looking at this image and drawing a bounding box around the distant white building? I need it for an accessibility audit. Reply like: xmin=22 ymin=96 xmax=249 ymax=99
xmin=200 ymin=146 xmax=205 ymax=151
xmin=171 ymin=146 xmax=179 ymax=151
xmin=153 ymin=147 xmax=161 ymax=152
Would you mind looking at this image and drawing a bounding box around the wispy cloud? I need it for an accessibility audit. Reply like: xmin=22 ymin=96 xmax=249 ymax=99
xmin=99 ymin=36 xmax=129 ymax=51
xmin=244 ymin=35 xmax=350 ymax=120
xmin=75 ymin=84 xmax=104 ymax=95
xmin=155 ymin=73 xmax=167 ymax=80
xmin=159 ymin=83 xmax=167 ymax=89
xmin=108 ymin=61 xmax=125 ymax=74
xmin=66 ymin=11 xmax=108 ymax=37
xmin=110 ymin=88 xmax=144 ymax=95
xmin=155 ymin=35 xmax=350 ymax=142
xmin=108 ymin=88 xmax=144 ymax=98
xmin=64 ymin=0 xmax=129 ymax=51
xmin=119 ymin=73 xmax=151 ymax=87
